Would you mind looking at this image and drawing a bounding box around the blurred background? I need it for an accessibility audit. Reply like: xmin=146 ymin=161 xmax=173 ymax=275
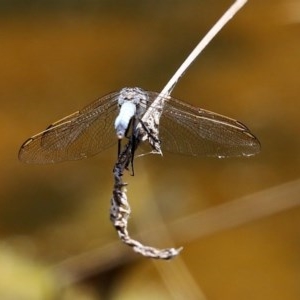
xmin=0 ymin=0 xmax=300 ymax=299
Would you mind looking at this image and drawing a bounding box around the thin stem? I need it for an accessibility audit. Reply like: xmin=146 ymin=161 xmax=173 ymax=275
xmin=162 ymin=0 xmax=248 ymax=96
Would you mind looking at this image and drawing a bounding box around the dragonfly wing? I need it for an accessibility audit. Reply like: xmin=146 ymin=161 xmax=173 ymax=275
xmin=146 ymin=92 xmax=260 ymax=157
xmin=19 ymin=92 xmax=120 ymax=164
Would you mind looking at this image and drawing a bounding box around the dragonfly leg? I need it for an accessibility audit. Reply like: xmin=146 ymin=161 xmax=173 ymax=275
xmin=127 ymin=117 xmax=142 ymax=176
xmin=117 ymin=139 xmax=121 ymax=158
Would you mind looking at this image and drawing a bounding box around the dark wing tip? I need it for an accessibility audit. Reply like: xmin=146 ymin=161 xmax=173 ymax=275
xmin=18 ymin=137 xmax=34 ymax=163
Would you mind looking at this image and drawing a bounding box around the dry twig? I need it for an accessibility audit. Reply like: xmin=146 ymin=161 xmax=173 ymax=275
xmin=110 ymin=0 xmax=248 ymax=259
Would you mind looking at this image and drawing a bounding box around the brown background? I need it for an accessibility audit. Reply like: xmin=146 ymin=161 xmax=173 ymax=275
xmin=0 ymin=0 xmax=300 ymax=299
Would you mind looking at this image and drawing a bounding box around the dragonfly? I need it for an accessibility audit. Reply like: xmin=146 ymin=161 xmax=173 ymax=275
xmin=19 ymin=87 xmax=260 ymax=164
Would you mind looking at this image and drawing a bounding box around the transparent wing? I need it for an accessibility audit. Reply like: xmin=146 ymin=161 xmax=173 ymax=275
xmin=19 ymin=92 xmax=120 ymax=164
xmin=146 ymin=92 xmax=261 ymax=157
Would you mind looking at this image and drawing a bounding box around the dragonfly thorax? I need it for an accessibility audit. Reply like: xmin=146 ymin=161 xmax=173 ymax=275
xmin=114 ymin=87 xmax=149 ymax=139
